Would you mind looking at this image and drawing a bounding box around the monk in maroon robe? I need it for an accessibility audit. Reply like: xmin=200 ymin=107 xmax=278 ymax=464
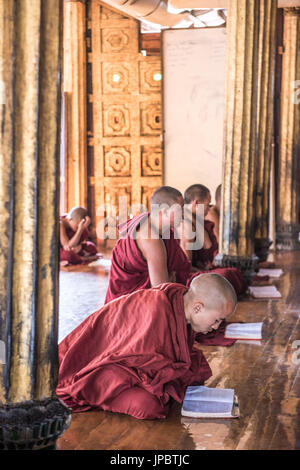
xmin=60 ymin=206 xmax=99 ymax=266
xmin=56 ymin=273 xmax=237 ymax=420
xmin=182 ymin=184 xmax=248 ymax=297
xmin=105 ymin=186 xmax=192 ymax=303
xmin=206 ymin=184 xmax=221 ymax=244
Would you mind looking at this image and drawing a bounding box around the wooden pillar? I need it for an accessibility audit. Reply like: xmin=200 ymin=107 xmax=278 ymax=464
xmin=63 ymin=0 xmax=87 ymax=211
xmin=254 ymin=0 xmax=277 ymax=261
xmin=276 ymin=8 xmax=300 ymax=250
xmin=215 ymin=0 xmax=261 ymax=276
xmin=0 ymin=0 xmax=71 ymax=450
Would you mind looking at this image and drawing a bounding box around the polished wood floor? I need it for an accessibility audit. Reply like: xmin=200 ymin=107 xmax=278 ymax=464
xmin=57 ymin=251 xmax=300 ymax=450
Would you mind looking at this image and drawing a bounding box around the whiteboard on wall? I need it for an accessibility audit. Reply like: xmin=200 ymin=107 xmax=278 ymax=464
xmin=162 ymin=27 xmax=226 ymax=203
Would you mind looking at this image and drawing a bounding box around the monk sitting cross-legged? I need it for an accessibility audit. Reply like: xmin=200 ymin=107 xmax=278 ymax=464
xmin=181 ymin=184 xmax=248 ymax=297
xmin=105 ymin=186 xmax=192 ymax=304
xmin=60 ymin=206 xmax=100 ymax=266
xmin=56 ymin=273 xmax=237 ymax=420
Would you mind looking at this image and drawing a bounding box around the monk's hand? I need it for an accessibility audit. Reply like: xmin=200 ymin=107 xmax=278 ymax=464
xmin=71 ymin=244 xmax=82 ymax=254
xmin=78 ymin=219 xmax=86 ymax=231
xmin=168 ymin=271 xmax=177 ymax=282
xmin=83 ymin=215 xmax=91 ymax=229
xmin=205 ymin=262 xmax=213 ymax=270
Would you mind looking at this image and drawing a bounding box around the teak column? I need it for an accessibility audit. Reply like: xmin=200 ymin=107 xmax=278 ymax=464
xmin=63 ymin=0 xmax=88 ymax=211
xmin=254 ymin=0 xmax=277 ymax=261
xmin=0 ymin=0 xmax=71 ymax=450
xmin=215 ymin=0 xmax=260 ymax=276
xmin=216 ymin=0 xmax=277 ymax=275
xmin=276 ymin=8 xmax=300 ymax=251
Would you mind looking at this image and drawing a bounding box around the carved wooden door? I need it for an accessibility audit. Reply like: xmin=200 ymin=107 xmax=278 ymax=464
xmin=88 ymin=1 xmax=163 ymax=245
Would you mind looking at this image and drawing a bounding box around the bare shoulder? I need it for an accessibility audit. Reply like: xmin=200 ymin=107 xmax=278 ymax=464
xmin=206 ymin=206 xmax=218 ymax=223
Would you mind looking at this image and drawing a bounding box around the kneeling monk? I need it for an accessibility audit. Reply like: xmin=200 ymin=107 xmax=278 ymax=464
xmin=105 ymin=186 xmax=192 ymax=303
xmin=181 ymin=184 xmax=248 ymax=296
xmin=60 ymin=206 xmax=99 ymax=266
xmin=56 ymin=273 xmax=237 ymax=419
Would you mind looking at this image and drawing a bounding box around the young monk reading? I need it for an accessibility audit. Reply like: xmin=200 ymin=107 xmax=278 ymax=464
xmin=105 ymin=186 xmax=192 ymax=303
xmin=60 ymin=206 xmax=99 ymax=266
xmin=206 ymin=184 xmax=221 ymax=243
xmin=181 ymin=184 xmax=248 ymax=296
xmin=56 ymin=273 xmax=237 ymax=420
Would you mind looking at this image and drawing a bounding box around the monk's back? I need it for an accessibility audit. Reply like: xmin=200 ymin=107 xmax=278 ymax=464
xmin=105 ymin=213 xmax=191 ymax=303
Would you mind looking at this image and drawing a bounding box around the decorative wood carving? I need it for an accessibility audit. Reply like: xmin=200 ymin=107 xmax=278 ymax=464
xmin=89 ymin=0 xmax=163 ymax=245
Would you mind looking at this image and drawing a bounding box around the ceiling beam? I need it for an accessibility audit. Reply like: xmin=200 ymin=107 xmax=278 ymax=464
xmin=170 ymin=1 xmax=300 ymax=8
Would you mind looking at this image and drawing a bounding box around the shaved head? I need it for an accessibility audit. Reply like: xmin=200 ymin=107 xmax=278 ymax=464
xmin=184 ymin=273 xmax=237 ymax=334
xmin=68 ymin=206 xmax=88 ymax=221
xmin=190 ymin=273 xmax=237 ymax=310
xmin=184 ymin=184 xmax=211 ymax=204
xmin=151 ymin=186 xmax=183 ymax=207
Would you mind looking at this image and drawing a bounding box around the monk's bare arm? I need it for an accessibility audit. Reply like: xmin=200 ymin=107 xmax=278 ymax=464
xmin=206 ymin=208 xmax=219 ymax=243
xmin=137 ymin=237 xmax=171 ymax=286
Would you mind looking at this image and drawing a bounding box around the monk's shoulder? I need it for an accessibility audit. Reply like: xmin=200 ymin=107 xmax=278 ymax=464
xmin=206 ymin=206 xmax=218 ymax=222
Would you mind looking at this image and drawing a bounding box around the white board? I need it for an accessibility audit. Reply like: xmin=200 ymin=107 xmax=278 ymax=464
xmin=162 ymin=28 xmax=226 ymax=202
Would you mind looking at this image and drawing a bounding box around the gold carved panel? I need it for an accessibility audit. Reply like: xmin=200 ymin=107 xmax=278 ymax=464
xmin=103 ymin=103 xmax=131 ymax=136
xmin=141 ymin=146 xmax=162 ymax=176
xmin=90 ymin=1 xmax=162 ymax=244
xmin=139 ymin=61 xmax=162 ymax=94
xmin=104 ymin=146 xmax=131 ymax=177
xmin=140 ymin=102 xmax=162 ymax=135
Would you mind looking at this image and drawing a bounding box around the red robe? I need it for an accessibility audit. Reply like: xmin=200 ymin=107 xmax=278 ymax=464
xmin=190 ymin=219 xmax=248 ymax=297
xmin=105 ymin=212 xmax=192 ymax=303
xmin=56 ymin=283 xmax=212 ymax=420
xmin=60 ymin=215 xmax=97 ymax=265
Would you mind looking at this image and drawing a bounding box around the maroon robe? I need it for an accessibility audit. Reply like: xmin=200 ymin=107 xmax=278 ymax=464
xmin=60 ymin=215 xmax=97 ymax=265
xmin=190 ymin=219 xmax=248 ymax=297
xmin=56 ymin=283 xmax=212 ymax=420
xmin=105 ymin=212 xmax=192 ymax=303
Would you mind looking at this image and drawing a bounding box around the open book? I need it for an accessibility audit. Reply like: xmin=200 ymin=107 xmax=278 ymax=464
xmin=257 ymin=268 xmax=283 ymax=278
xmin=224 ymin=322 xmax=263 ymax=340
xmin=248 ymin=285 xmax=281 ymax=298
xmin=181 ymin=386 xmax=240 ymax=419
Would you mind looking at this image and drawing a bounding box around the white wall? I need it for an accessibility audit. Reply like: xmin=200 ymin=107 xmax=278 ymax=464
xmin=162 ymin=28 xmax=226 ymax=203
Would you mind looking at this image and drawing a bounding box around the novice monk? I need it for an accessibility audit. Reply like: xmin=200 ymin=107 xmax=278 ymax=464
xmin=105 ymin=186 xmax=192 ymax=303
xmin=206 ymin=184 xmax=221 ymax=243
xmin=60 ymin=206 xmax=99 ymax=266
xmin=181 ymin=184 xmax=247 ymax=296
xmin=56 ymin=273 xmax=237 ymax=420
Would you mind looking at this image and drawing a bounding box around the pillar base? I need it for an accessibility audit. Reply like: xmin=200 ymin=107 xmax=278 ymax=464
xmin=0 ymin=397 xmax=71 ymax=450
xmin=254 ymin=238 xmax=273 ymax=262
xmin=276 ymin=223 xmax=300 ymax=251
xmin=214 ymin=252 xmax=259 ymax=281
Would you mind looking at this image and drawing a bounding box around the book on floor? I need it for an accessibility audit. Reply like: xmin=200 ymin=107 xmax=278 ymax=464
xmin=181 ymin=386 xmax=240 ymax=419
xmin=224 ymin=322 xmax=263 ymax=340
xmin=248 ymin=285 xmax=281 ymax=298
xmin=257 ymin=268 xmax=283 ymax=278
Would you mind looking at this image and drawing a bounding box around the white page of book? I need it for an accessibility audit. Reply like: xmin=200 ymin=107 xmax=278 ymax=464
xmin=225 ymin=322 xmax=263 ymax=339
xmin=248 ymin=285 xmax=281 ymax=298
xmin=257 ymin=268 xmax=283 ymax=278
xmin=183 ymin=386 xmax=234 ymax=415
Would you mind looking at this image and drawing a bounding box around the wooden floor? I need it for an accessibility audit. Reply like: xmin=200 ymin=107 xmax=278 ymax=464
xmin=57 ymin=251 xmax=300 ymax=450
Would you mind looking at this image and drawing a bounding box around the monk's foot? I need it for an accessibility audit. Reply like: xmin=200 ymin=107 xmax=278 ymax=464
xmin=60 ymin=260 xmax=69 ymax=267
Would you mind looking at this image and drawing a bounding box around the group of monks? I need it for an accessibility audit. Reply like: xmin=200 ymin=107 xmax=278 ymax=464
xmin=57 ymin=184 xmax=249 ymax=420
